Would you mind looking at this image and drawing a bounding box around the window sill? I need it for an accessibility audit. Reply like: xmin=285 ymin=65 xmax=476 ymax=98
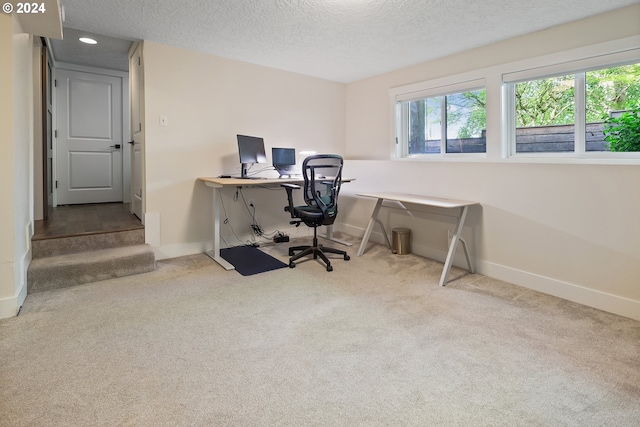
xmin=393 ymin=154 xmax=640 ymax=165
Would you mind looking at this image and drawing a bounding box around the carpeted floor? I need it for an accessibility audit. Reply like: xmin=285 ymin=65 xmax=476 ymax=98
xmin=1 ymin=234 xmax=639 ymax=426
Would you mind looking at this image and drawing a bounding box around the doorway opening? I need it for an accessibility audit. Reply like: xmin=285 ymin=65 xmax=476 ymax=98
xmin=41 ymin=30 xmax=139 ymax=231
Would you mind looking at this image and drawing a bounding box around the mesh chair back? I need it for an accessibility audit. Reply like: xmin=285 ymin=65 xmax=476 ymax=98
xmin=301 ymin=154 xmax=343 ymax=223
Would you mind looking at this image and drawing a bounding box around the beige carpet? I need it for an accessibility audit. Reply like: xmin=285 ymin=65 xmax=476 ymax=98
xmin=1 ymin=234 xmax=639 ymax=426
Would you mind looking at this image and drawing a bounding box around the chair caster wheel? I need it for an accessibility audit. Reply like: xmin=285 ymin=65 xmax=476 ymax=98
xmin=344 ymin=255 xmax=350 ymax=261
xmin=289 ymin=262 xmax=296 ymax=268
xmin=327 ymin=265 xmax=333 ymax=272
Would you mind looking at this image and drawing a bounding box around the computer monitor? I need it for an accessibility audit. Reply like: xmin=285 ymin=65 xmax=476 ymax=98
xmin=272 ymin=147 xmax=297 ymax=176
xmin=237 ymin=134 xmax=267 ymax=178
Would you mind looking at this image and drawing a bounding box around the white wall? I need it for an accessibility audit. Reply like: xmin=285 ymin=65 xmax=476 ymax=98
xmin=0 ymin=14 xmax=33 ymax=318
xmin=342 ymin=5 xmax=640 ymax=320
xmin=0 ymin=14 xmax=15 ymax=318
xmin=13 ymin=18 xmax=33 ymax=316
xmin=345 ymin=5 xmax=640 ymax=160
xmin=142 ymin=41 xmax=346 ymax=259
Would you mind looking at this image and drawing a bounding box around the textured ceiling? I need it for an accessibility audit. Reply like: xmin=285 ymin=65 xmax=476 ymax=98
xmin=55 ymin=0 xmax=639 ymax=82
xmin=51 ymin=28 xmax=131 ymax=72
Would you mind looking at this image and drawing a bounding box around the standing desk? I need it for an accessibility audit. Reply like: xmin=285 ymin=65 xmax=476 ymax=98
xmin=357 ymin=192 xmax=479 ymax=286
xmin=198 ymin=177 xmax=352 ymax=271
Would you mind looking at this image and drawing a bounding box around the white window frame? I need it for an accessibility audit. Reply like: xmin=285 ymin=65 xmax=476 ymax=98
xmin=392 ymin=78 xmax=487 ymax=159
xmin=503 ymin=51 xmax=640 ymax=160
xmin=388 ymin=35 xmax=640 ymax=164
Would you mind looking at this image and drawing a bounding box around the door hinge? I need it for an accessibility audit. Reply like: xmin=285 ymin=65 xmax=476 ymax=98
xmin=55 ymin=180 xmax=58 ymax=188
xmin=54 ymin=130 xmax=57 ymax=138
xmin=54 ymin=79 xmax=57 ymax=87
xmin=138 ymin=57 xmax=141 ymax=66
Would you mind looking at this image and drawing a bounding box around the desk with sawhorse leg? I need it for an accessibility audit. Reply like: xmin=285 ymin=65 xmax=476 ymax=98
xmin=357 ymin=192 xmax=479 ymax=286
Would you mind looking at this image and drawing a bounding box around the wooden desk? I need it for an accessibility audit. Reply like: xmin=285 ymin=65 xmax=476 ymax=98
xmin=357 ymin=192 xmax=479 ymax=286
xmin=198 ymin=177 xmax=352 ymax=270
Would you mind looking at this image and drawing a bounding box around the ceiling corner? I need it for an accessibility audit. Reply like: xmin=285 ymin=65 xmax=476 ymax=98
xmin=17 ymin=0 xmax=63 ymax=39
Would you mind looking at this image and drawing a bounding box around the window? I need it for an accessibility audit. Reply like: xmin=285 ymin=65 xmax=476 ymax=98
xmin=506 ymin=62 xmax=640 ymax=155
xmin=587 ymin=64 xmax=640 ymax=152
xmin=395 ymin=81 xmax=486 ymax=157
xmin=390 ymin=39 xmax=639 ymax=163
xmin=514 ymin=74 xmax=575 ymax=153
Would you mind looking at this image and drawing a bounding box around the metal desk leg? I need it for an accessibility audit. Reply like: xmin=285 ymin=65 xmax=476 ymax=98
xmin=357 ymin=198 xmax=383 ymax=256
xmin=375 ymin=218 xmax=394 ymax=252
xmin=205 ymin=186 xmax=235 ymax=270
xmin=459 ymin=236 xmax=475 ymax=274
xmin=439 ymin=206 xmax=469 ymax=286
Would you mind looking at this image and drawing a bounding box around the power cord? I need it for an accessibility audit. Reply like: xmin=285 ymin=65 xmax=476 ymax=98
xmin=220 ymin=189 xmax=254 ymax=246
xmin=227 ymin=187 xmax=288 ymax=243
xmin=251 ymin=223 xmax=264 ymax=236
xmin=239 ymin=188 xmax=266 ymax=237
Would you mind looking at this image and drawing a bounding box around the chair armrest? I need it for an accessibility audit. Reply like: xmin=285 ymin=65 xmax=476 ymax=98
xmin=281 ymin=183 xmax=300 ymax=217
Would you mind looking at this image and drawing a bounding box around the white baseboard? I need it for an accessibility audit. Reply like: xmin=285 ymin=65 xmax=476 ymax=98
xmin=153 ymin=241 xmax=212 ymax=261
xmin=0 ymin=295 xmax=20 ymax=319
xmin=0 ymin=254 xmax=29 ymax=320
xmin=144 ymin=212 xmax=161 ymax=247
xmin=477 ymin=260 xmax=640 ymax=322
xmin=14 ymin=280 xmax=27 ymax=314
xmin=152 ymin=226 xmax=314 ymax=261
xmin=340 ymin=223 xmax=640 ymax=322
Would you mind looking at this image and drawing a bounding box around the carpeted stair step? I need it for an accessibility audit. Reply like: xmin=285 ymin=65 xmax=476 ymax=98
xmin=28 ymin=244 xmax=156 ymax=294
xmin=32 ymin=229 xmax=145 ymax=258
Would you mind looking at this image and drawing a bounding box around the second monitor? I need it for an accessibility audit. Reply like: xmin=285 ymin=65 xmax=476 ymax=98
xmin=272 ymin=147 xmax=299 ymax=177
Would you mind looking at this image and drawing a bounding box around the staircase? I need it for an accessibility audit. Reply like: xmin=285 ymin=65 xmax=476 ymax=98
xmin=28 ymin=228 xmax=156 ymax=294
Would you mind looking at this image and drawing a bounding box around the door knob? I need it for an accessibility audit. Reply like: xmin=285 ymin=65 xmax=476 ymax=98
xmin=110 ymin=144 xmax=121 ymax=149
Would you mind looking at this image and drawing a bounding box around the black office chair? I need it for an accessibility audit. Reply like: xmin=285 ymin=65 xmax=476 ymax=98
xmin=281 ymin=154 xmax=350 ymax=272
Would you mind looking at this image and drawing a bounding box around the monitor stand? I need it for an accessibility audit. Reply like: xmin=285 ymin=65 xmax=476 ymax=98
xmin=241 ymin=163 xmax=250 ymax=179
xmin=240 ymin=163 xmax=266 ymax=179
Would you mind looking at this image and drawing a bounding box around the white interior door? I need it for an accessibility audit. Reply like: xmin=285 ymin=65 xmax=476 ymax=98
xmin=129 ymin=44 xmax=143 ymax=219
xmin=55 ymin=69 xmax=123 ymax=205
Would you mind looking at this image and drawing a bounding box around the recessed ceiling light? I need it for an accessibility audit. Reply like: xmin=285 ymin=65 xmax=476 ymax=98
xmin=79 ymin=37 xmax=97 ymax=45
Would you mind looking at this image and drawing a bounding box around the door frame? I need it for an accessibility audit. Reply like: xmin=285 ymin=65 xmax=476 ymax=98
xmin=128 ymin=42 xmax=144 ymax=220
xmin=40 ymin=38 xmax=53 ymax=219
xmin=51 ymin=62 xmax=130 ymax=207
